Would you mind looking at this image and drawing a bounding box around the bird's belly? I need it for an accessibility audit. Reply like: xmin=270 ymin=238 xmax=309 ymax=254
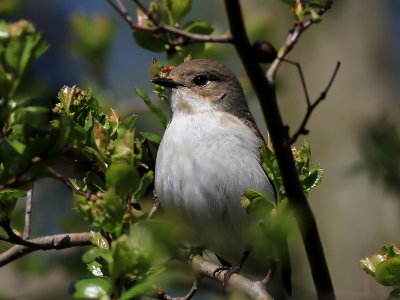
xmin=155 ymin=115 xmax=274 ymax=264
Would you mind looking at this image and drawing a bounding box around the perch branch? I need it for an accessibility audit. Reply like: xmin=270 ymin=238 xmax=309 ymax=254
xmin=223 ymin=0 xmax=335 ymax=299
xmin=0 ymin=232 xmax=92 ymax=267
xmin=191 ymin=255 xmax=273 ymax=300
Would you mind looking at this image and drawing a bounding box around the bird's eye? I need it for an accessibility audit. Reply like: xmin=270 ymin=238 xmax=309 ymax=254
xmin=193 ymin=75 xmax=208 ymax=86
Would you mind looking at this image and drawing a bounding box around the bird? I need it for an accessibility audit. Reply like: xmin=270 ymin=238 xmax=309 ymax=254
xmin=152 ymin=59 xmax=290 ymax=298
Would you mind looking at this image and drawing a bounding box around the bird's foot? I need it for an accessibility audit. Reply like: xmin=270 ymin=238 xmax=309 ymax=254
xmin=213 ymin=265 xmax=241 ymax=290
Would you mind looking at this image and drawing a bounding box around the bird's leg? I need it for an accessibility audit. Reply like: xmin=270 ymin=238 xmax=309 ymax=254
xmin=213 ymin=250 xmax=251 ymax=289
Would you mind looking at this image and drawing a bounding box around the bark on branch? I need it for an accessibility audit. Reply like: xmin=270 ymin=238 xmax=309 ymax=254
xmin=0 ymin=232 xmax=92 ymax=267
xmin=190 ymin=255 xmax=273 ymax=300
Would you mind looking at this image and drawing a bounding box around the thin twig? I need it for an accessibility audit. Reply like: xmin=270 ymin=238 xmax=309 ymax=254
xmin=289 ymin=61 xmax=341 ymax=144
xmin=106 ymin=0 xmax=233 ymax=44
xmin=267 ymin=8 xmax=330 ymax=83
xmin=159 ymin=278 xmax=200 ymax=300
xmin=0 ymin=232 xmax=92 ymax=267
xmin=282 ymin=58 xmax=311 ymax=106
xmin=47 ymin=167 xmax=82 ymax=195
xmin=47 ymin=167 xmax=101 ymax=201
xmin=22 ymin=187 xmax=33 ymax=239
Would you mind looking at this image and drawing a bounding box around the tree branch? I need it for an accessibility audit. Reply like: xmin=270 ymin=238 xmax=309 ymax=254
xmin=107 ymin=0 xmax=233 ymax=45
xmin=223 ymin=1 xmax=335 ymax=299
xmin=0 ymin=232 xmax=92 ymax=267
xmin=22 ymin=187 xmax=33 ymax=239
xmin=191 ymin=255 xmax=272 ymax=300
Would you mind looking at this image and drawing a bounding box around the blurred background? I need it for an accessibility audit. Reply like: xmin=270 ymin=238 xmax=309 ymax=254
xmin=0 ymin=0 xmax=399 ymax=299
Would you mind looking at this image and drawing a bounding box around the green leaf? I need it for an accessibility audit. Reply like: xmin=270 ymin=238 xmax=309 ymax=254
xmin=70 ymin=277 xmax=112 ymax=300
xmin=120 ymin=114 xmax=137 ymax=131
xmin=183 ymin=20 xmax=213 ymax=35
xmin=0 ymin=188 xmax=26 ymax=201
xmin=133 ymin=30 xmax=165 ymax=53
xmin=134 ymin=87 xmax=168 ymax=128
xmin=47 ymin=116 xmax=72 ymax=156
xmin=376 ymin=257 xmax=400 ymax=286
xmin=302 ymin=167 xmax=324 ymax=191
xmin=10 ymin=106 xmax=50 ymax=125
xmin=105 ymin=162 xmax=140 ymax=198
xmin=0 ymin=21 xmax=49 ymax=97
xmin=360 ymin=254 xmax=386 ymax=276
xmin=119 ymin=278 xmax=155 ymax=300
xmin=180 ymin=21 xmax=214 ymax=56
xmin=87 ymin=261 xmax=104 ymax=277
xmin=0 ymin=189 xmax=23 ymax=218
xmin=169 ymin=0 xmax=191 ymax=22
xmin=140 ymin=131 xmax=161 ymax=146
xmin=90 ymin=231 xmax=110 ymax=250
xmin=3 ymin=137 xmax=26 ymax=155
xmin=309 ymin=8 xmax=321 ymax=22
xmin=82 ymin=146 xmax=107 ymax=172
xmin=82 ymin=248 xmax=111 ymax=264
xmin=133 ymin=170 xmax=154 ymax=200
xmin=241 ymin=189 xmax=275 ymax=215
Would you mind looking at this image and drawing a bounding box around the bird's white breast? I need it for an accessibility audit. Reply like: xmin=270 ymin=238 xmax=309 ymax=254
xmin=155 ymin=110 xmax=274 ymax=263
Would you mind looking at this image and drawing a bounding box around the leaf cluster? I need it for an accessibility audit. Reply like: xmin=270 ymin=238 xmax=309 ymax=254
xmin=279 ymin=0 xmax=332 ymax=22
xmin=241 ymin=140 xmax=324 ymax=255
xmin=361 ymin=245 xmax=400 ymax=299
xmin=133 ymin=0 xmax=214 ymax=58
xmin=72 ymin=223 xmax=170 ymax=300
xmin=0 ymin=19 xmax=167 ymax=299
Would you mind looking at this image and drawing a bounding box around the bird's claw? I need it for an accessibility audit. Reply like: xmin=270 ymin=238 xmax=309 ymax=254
xmin=213 ymin=265 xmax=241 ymax=291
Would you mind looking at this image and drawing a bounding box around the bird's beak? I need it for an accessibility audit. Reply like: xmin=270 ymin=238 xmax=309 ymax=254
xmin=151 ymin=77 xmax=182 ymax=88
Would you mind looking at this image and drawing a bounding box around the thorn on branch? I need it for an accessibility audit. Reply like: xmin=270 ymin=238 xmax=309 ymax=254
xmin=289 ymin=61 xmax=341 ymax=144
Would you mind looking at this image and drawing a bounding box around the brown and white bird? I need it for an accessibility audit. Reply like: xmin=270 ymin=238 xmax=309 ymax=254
xmin=152 ymin=59 xmax=290 ymax=297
